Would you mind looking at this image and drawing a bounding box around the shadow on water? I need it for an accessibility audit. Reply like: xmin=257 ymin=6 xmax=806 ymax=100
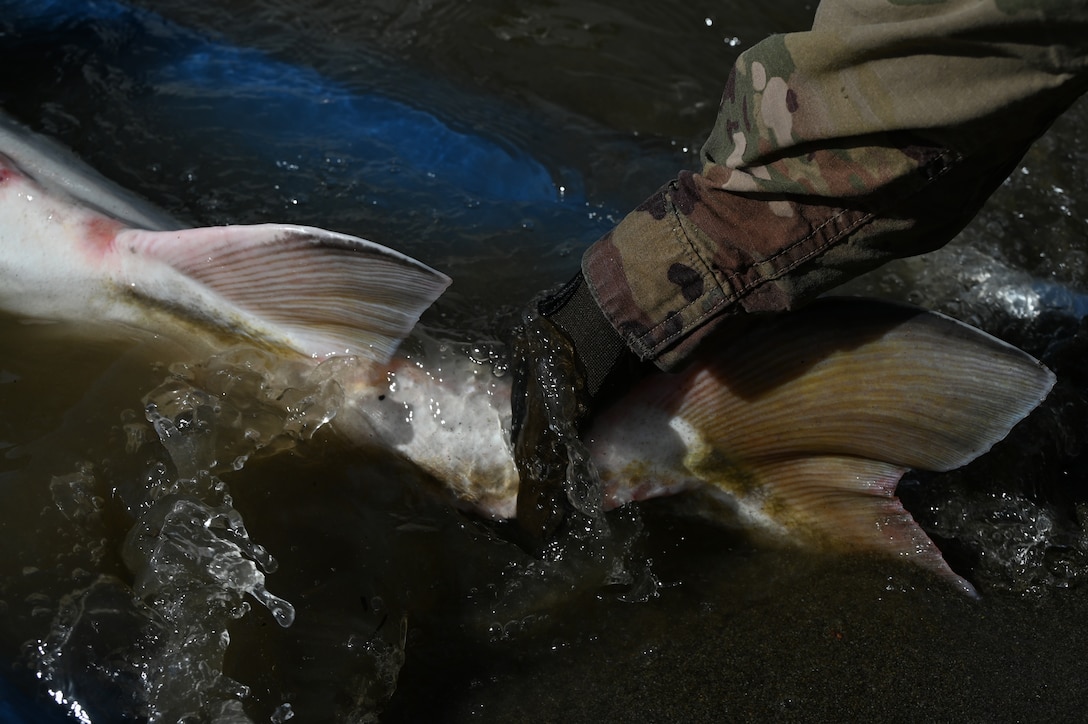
xmin=2 ymin=0 xmax=1088 ymax=721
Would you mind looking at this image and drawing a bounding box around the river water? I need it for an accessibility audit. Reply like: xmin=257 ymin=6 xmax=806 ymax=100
xmin=2 ymin=1 xmax=1088 ymax=721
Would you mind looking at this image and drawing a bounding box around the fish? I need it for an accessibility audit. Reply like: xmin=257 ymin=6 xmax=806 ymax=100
xmin=0 ymin=112 xmax=1056 ymax=597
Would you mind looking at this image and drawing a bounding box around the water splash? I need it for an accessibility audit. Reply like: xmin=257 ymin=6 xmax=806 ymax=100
xmin=143 ymin=347 xmax=347 ymax=478
xmin=130 ymin=347 xmax=361 ymax=618
xmin=124 ymin=496 xmax=295 ymax=627
xmin=22 ymin=346 xmax=371 ymax=721
xmin=909 ymin=482 xmax=1088 ymax=594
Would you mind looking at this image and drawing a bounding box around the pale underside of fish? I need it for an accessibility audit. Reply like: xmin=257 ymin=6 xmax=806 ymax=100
xmin=0 ymin=113 xmax=1056 ymax=596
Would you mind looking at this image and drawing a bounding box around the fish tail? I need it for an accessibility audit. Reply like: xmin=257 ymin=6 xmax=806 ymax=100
xmin=594 ymin=299 xmax=1056 ymax=595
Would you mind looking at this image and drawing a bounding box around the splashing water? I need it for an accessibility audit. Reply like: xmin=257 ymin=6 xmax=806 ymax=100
xmin=133 ymin=354 xmax=336 ymax=623
xmin=133 ymin=350 xmax=325 ymax=630
xmin=142 ymin=348 xmax=351 ymax=479
xmin=21 ymin=345 xmax=414 ymax=721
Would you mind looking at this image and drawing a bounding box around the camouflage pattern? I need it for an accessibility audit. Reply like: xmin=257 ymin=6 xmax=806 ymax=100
xmin=583 ymin=0 xmax=1088 ymax=369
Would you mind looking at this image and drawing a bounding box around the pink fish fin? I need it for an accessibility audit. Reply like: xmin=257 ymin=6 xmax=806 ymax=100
xmin=612 ymin=298 xmax=1055 ymax=593
xmin=116 ymin=224 xmax=451 ymax=361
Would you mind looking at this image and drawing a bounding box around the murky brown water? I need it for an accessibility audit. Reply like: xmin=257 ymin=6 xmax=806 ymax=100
xmin=2 ymin=1 xmax=1088 ymax=721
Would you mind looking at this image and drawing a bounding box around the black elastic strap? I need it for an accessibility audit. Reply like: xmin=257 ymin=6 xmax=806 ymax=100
xmin=544 ymin=272 xmax=631 ymax=399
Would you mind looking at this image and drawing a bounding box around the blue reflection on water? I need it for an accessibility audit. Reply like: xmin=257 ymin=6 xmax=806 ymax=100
xmin=0 ymin=0 xmax=573 ymax=205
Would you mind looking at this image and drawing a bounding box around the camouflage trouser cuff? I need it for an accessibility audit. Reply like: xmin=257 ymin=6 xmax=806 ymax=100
xmin=581 ymin=180 xmax=747 ymax=370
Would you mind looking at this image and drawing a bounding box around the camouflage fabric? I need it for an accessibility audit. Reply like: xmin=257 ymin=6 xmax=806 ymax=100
xmin=583 ymin=0 xmax=1088 ymax=369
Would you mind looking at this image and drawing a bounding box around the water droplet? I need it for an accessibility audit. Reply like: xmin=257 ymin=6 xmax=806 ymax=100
xmin=271 ymin=702 xmax=295 ymax=722
xmin=253 ymin=585 xmax=296 ymax=628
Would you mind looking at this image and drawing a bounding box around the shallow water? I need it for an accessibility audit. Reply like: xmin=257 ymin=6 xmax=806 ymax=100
xmin=3 ymin=0 xmax=1088 ymax=721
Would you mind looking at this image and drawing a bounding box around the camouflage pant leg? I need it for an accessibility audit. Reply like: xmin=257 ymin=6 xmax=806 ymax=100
xmin=583 ymin=0 xmax=1088 ymax=368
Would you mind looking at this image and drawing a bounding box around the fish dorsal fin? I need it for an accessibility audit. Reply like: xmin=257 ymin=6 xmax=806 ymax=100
xmin=117 ymin=224 xmax=451 ymax=361
xmin=596 ymin=298 xmax=1054 ymax=592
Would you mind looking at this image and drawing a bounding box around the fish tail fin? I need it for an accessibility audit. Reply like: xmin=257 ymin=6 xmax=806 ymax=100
xmin=596 ymin=299 xmax=1055 ymax=594
xmin=751 ymin=456 xmax=974 ymax=594
xmin=116 ymin=224 xmax=451 ymax=361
